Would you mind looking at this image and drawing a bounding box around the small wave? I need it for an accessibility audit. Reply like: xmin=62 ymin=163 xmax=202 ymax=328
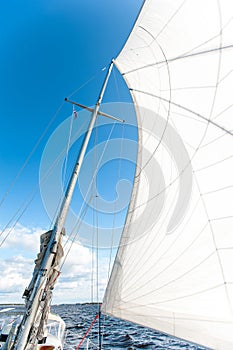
xmin=51 ymin=304 xmax=208 ymax=350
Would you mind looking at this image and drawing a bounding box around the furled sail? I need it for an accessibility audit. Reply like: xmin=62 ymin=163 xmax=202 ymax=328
xmin=102 ymin=1 xmax=233 ymax=349
xmin=17 ymin=230 xmax=64 ymax=348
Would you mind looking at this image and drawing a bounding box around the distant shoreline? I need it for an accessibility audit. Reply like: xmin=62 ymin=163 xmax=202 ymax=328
xmin=0 ymin=302 xmax=100 ymax=307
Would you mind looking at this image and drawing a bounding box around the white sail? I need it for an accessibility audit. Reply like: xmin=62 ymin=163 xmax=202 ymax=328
xmin=102 ymin=1 xmax=233 ymax=349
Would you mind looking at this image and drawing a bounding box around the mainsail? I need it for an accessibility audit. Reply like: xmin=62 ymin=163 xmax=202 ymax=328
xmin=102 ymin=1 xmax=233 ymax=349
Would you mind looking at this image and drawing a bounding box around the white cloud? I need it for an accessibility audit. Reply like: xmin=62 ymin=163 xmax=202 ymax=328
xmin=61 ymin=239 xmax=93 ymax=277
xmin=0 ymin=255 xmax=34 ymax=303
xmin=52 ymin=239 xmax=110 ymax=303
xmin=1 ymin=224 xmax=42 ymax=256
xmin=0 ymin=224 xmax=111 ymax=304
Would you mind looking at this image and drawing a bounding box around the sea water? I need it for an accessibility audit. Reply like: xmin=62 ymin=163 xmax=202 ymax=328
xmin=52 ymin=304 xmax=208 ymax=350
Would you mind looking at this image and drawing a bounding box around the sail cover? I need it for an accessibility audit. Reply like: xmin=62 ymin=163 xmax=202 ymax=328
xmin=102 ymin=1 xmax=233 ymax=349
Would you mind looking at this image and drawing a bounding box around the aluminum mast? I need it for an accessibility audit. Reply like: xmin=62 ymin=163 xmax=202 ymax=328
xmin=14 ymin=61 xmax=114 ymax=350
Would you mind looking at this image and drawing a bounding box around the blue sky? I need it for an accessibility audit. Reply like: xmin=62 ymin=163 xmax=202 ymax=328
xmin=0 ymin=0 xmax=143 ymax=303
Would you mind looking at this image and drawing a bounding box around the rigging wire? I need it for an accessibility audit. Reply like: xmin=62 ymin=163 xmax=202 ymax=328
xmin=0 ymin=196 xmax=35 ymax=248
xmin=93 ymin=115 xmax=102 ymax=349
xmin=58 ymin=119 xmax=120 ymax=349
xmin=90 ymin=117 xmax=99 ymax=346
xmin=91 ymin=198 xmax=95 ymax=304
xmin=47 ymin=112 xmax=92 ymax=230
xmin=107 ymin=69 xmax=126 ymax=282
xmin=60 ymin=121 xmax=118 ymax=267
xmin=59 ymin=195 xmax=92 ymax=270
xmin=94 ymin=118 xmax=99 ymax=305
xmin=66 ymin=121 xmax=117 ymax=238
xmin=90 ymin=197 xmax=95 ymax=350
xmin=102 ymin=67 xmax=127 ymax=345
xmin=62 ymin=106 xmax=75 ymax=187
xmin=66 ymin=66 xmax=107 ymax=100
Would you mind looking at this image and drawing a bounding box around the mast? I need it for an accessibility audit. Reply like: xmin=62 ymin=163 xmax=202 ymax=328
xmin=14 ymin=61 xmax=114 ymax=350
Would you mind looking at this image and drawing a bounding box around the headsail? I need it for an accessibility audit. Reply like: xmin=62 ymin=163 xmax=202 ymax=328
xmin=102 ymin=1 xmax=233 ymax=349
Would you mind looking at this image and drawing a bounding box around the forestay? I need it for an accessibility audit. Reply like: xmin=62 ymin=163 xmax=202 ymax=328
xmin=102 ymin=1 xmax=233 ymax=349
